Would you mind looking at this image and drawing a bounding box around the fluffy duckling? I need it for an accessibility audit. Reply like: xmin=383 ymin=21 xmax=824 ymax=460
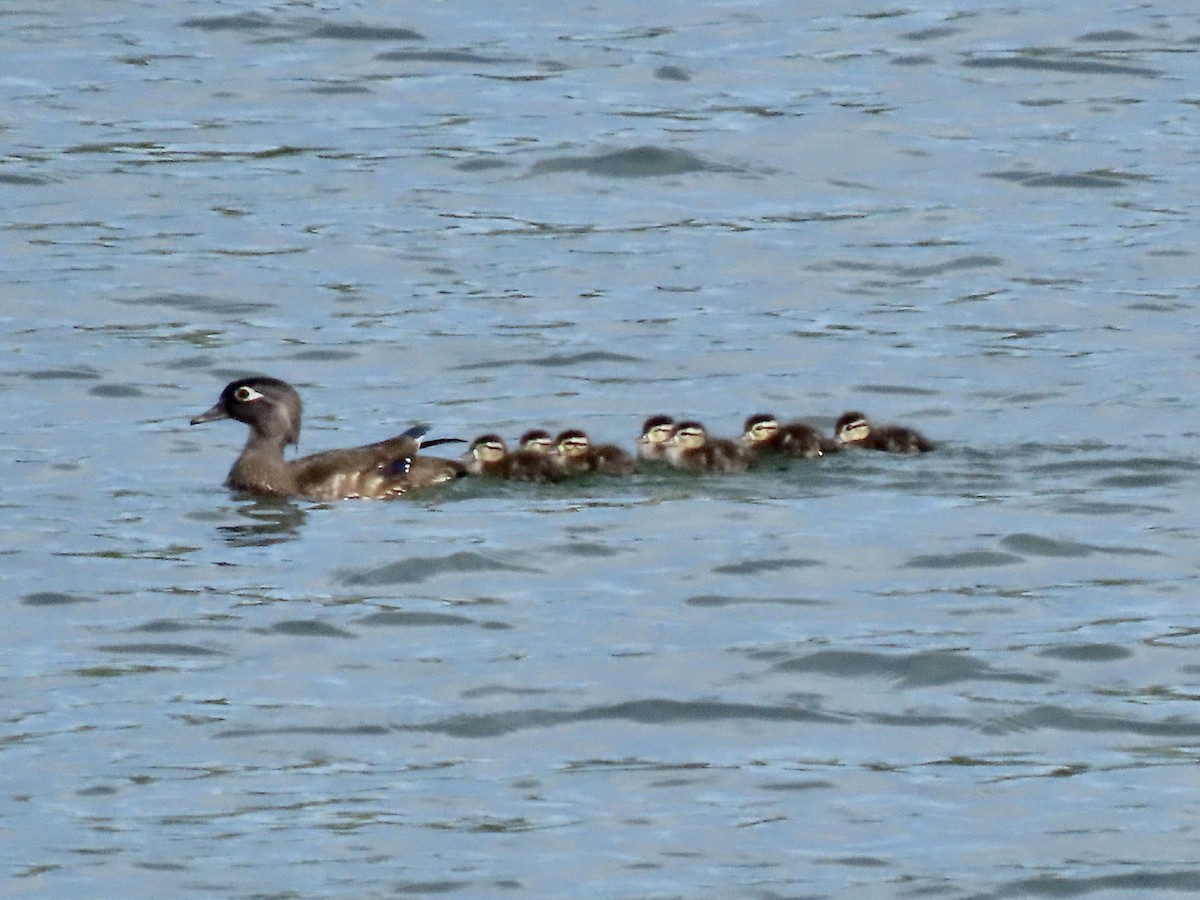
xmin=518 ymin=429 xmax=555 ymax=455
xmin=834 ymin=410 xmax=933 ymax=454
xmin=741 ymin=412 xmax=839 ymax=459
xmin=190 ymin=377 xmax=464 ymax=501
xmin=636 ymin=415 xmax=675 ymax=462
xmin=554 ymin=429 xmax=637 ymax=476
xmin=463 ymin=434 xmax=563 ymax=483
xmin=664 ymin=421 xmax=753 ymax=473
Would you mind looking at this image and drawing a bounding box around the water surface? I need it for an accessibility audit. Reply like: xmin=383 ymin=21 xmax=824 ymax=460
xmin=3 ymin=1 xmax=1200 ymax=897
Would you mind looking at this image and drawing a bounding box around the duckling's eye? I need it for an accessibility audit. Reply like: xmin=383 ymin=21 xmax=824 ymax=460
xmin=649 ymin=426 xmax=672 ymax=440
xmin=233 ymin=386 xmax=264 ymax=402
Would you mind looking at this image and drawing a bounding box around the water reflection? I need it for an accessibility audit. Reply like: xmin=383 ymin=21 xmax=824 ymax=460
xmin=216 ymin=497 xmax=307 ymax=547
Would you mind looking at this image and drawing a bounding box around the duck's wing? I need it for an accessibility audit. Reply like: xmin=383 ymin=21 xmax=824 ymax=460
xmin=289 ymin=426 xmax=445 ymax=500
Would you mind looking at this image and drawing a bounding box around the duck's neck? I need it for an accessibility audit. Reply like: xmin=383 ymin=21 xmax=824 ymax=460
xmin=226 ymin=430 xmax=298 ymax=496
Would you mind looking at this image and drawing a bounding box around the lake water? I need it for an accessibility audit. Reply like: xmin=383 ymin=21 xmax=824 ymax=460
xmin=4 ymin=1 xmax=1200 ymax=896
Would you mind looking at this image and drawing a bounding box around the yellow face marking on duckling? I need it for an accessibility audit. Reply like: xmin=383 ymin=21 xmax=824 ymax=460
xmin=838 ymin=419 xmax=870 ymax=444
xmin=233 ymin=385 xmax=264 ymax=402
xmin=643 ymin=424 xmax=674 ymax=445
xmin=745 ymin=419 xmax=779 ymax=443
xmin=558 ymin=436 xmax=591 ymax=457
xmin=672 ymin=426 xmax=707 ymax=450
xmin=473 ymin=440 xmax=506 ymax=463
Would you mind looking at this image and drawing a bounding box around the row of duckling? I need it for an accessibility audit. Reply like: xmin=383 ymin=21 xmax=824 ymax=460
xmin=190 ymin=377 xmax=932 ymax=502
xmin=461 ymin=412 xmax=933 ymax=483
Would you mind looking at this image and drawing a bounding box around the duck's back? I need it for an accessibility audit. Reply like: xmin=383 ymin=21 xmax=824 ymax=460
xmin=289 ymin=430 xmax=463 ymax=500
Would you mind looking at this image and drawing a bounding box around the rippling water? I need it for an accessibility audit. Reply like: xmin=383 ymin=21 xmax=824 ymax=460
xmin=4 ymin=1 xmax=1200 ymax=897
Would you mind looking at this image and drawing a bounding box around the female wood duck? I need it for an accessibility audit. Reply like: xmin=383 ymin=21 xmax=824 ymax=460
xmin=834 ymin=410 xmax=933 ymax=454
xmin=636 ymin=415 xmax=675 ymax=462
xmin=664 ymin=421 xmax=752 ymax=473
xmin=553 ymin=429 xmax=637 ymax=476
xmin=462 ymin=434 xmax=563 ymax=483
xmin=517 ymin=429 xmax=554 ymax=455
xmin=741 ymin=413 xmax=838 ymax=459
xmin=190 ymin=376 xmax=465 ymax=500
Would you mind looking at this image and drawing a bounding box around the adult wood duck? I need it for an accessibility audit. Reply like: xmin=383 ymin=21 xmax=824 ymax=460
xmin=190 ymin=376 xmax=465 ymax=500
xmin=636 ymin=415 xmax=675 ymax=462
xmin=741 ymin=412 xmax=839 ymax=459
xmin=553 ymin=429 xmax=637 ymax=476
xmin=664 ymin=421 xmax=753 ymax=473
xmin=463 ymin=434 xmax=564 ymax=483
xmin=834 ymin=410 xmax=934 ymax=454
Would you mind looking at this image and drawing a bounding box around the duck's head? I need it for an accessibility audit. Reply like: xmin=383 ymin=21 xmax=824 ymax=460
xmin=470 ymin=434 xmax=509 ymax=464
xmin=555 ymin=429 xmax=592 ymax=459
xmin=670 ymin=421 xmax=708 ymax=451
xmin=741 ymin=413 xmax=779 ymax=446
xmin=835 ymin=411 xmax=871 ymax=445
xmin=518 ymin=429 xmax=554 ymax=454
xmin=638 ymin=415 xmax=675 ymax=448
xmin=191 ymin=376 xmax=302 ymax=447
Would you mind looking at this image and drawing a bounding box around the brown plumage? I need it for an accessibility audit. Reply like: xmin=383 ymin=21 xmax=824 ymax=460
xmin=463 ymin=434 xmax=564 ymax=483
xmin=554 ymin=429 xmax=637 ymax=476
xmin=834 ymin=410 xmax=933 ymax=454
xmin=664 ymin=421 xmax=752 ymax=473
xmin=741 ymin=412 xmax=838 ymax=459
xmin=190 ymin=377 xmax=464 ymax=500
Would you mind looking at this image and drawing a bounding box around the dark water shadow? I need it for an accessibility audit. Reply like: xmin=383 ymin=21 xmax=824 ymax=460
xmin=962 ymin=52 xmax=1162 ymax=78
xmin=399 ymin=698 xmax=845 ymax=738
xmin=528 ymin=146 xmax=716 ymax=178
xmin=342 ymin=551 xmax=543 ymax=586
xmin=986 ymin=870 xmax=1200 ymax=898
xmin=216 ymin=498 xmax=308 ymax=548
xmin=770 ymin=649 xmax=1049 ymax=688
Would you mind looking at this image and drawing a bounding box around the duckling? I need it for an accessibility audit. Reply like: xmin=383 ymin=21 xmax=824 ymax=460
xmin=553 ymin=429 xmax=637 ymax=476
xmin=518 ymin=429 xmax=555 ymax=455
xmin=190 ymin=376 xmax=465 ymax=501
xmin=636 ymin=415 xmax=675 ymax=462
xmin=462 ymin=434 xmax=563 ymax=483
xmin=834 ymin=410 xmax=933 ymax=454
xmin=664 ymin=421 xmax=753 ymax=473
xmin=741 ymin=412 xmax=839 ymax=459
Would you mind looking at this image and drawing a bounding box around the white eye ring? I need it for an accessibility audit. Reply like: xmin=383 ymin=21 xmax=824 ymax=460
xmin=234 ymin=386 xmax=264 ymax=402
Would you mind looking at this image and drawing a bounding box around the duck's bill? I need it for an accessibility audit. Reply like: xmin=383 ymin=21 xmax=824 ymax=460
xmin=190 ymin=403 xmax=229 ymax=425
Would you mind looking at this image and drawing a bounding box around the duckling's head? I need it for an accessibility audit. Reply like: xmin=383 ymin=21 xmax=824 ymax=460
xmin=835 ymin=411 xmax=871 ymax=445
xmin=191 ymin=376 xmax=302 ymax=447
xmin=555 ymin=429 xmax=592 ymax=459
xmin=470 ymin=434 xmax=509 ymax=464
xmin=741 ymin=413 xmax=779 ymax=446
xmin=638 ymin=415 xmax=675 ymax=448
xmin=518 ymin=429 xmax=554 ymax=454
xmin=671 ymin=421 xmax=708 ymax=451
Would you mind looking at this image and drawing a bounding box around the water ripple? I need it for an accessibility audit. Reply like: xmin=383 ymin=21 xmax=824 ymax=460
xmin=771 ymin=650 xmax=1049 ymax=687
xmin=528 ymin=146 xmax=714 ymax=178
xmin=342 ymin=551 xmax=544 ymax=586
xmin=403 ymin=699 xmax=844 ymax=738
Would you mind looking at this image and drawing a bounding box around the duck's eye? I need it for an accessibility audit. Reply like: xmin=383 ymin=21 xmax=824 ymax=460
xmin=649 ymin=426 xmax=672 ymax=441
xmin=233 ymin=386 xmax=264 ymax=402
